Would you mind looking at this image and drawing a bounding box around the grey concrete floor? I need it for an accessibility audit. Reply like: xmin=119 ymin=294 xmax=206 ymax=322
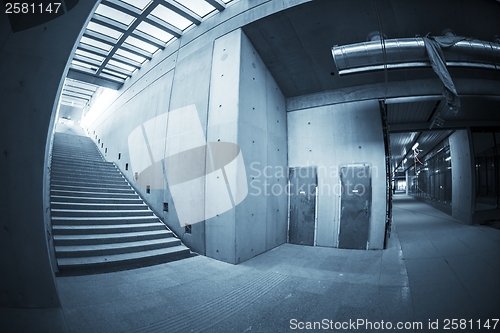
xmin=2 ymin=194 xmax=499 ymax=332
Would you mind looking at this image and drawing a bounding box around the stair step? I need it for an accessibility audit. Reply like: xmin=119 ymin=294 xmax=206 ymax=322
xmin=52 ymin=150 xmax=100 ymax=156
xmin=52 ymin=223 xmax=166 ymax=235
xmin=52 ymin=155 xmax=102 ymax=160
xmin=55 ymin=237 xmax=181 ymax=258
xmin=51 ymin=202 xmax=147 ymax=211
xmin=53 ymin=230 xmax=173 ymax=246
xmin=51 ymin=195 xmax=143 ymax=204
xmin=51 ymin=167 xmax=119 ymax=176
xmin=50 ymin=132 xmax=191 ymax=273
xmin=51 ymin=209 xmax=153 ymax=218
xmin=51 ymin=159 xmax=113 ymax=167
xmin=50 ymin=190 xmax=139 ymax=199
xmin=56 ymin=245 xmax=191 ymax=271
xmin=50 ymin=175 xmax=130 ymax=188
xmin=50 ymin=184 xmax=134 ymax=194
xmin=52 ymin=215 xmax=160 ymax=225
xmin=51 ymin=159 xmax=117 ymax=171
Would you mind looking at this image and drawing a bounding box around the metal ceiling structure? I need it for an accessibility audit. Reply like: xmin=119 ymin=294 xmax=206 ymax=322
xmin=64 ymin=0 xmax=232 ymax=108
xmin=60 ymin=78 xmax=100 ymax=109
xmin=243 ymin=0 xmax=500 ymax=176
xmin=386 ymin=96 xmax=500 ymax=174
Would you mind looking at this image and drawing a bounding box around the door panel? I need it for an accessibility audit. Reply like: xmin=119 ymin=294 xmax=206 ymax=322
xmin=339 ymin=164 xmax=372 ymax=249
xmin=288 ymin=167 xmax=317 ymax=246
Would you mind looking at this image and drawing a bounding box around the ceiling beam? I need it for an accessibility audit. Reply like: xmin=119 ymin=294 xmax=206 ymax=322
xmin=101 ymin=0 xmax=142 ymax=17
xmin=159 ymin=0 xmax=202 ymax=25
xmin=96 ymin=0 xmax=166 ymax=76
xmin=91 ymin=14 xmax=128 ymax=33
xmin=145 ymin=15 xmax=182 ymax=38
xmin=390 ymin=120 xmax=500 ymax=133
xmin=205 ymin=0 xmax=226 ymax=12
xmin=67 ymin=68 xmax=123 ymax=90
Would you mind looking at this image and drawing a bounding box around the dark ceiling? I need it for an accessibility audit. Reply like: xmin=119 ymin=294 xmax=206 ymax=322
xmin=242 ymin=0 xmax=500 ymax=173
xmin=243 ymin=0 xmax=500 ymax=98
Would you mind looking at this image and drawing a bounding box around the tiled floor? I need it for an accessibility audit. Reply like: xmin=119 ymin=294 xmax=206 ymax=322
xmin=2 ymin=194 xmax=499 ymax=332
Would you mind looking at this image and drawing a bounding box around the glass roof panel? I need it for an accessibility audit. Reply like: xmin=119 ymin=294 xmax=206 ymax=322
xmin=75 ymin=49 xmax=105 ymax=62
xmin=120 ymin=0 xmax=152 ymax=10
xmin=102 ymin=68 xmax=129 ymax=79
xmin=136 ymin=21 xmax=174 ymax=43
xmin=72 ymin=60 xmax=98 ymax=71
xmin=115 ymin=48 xmax=147 ymax=63
xmin=80 ymin=36 xmax=112 ymax=52
xmin=87 ymin=21 xmax=122 ymax=40
xmin=124 ymin=36 xmax=159 ymax=53
xmin=108 ymin=59 xmax=136 ymax=72
xmin=95 ymin=4 xmax=136 ymax=26
xmin=150 ymin=5 xmax=193 ymax=30
xmin=176 ymin=0 xmax=215 ymax=17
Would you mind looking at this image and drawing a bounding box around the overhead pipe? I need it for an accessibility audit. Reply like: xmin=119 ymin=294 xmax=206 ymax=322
xmin=332 ymin=37 xmax=500 ymax=75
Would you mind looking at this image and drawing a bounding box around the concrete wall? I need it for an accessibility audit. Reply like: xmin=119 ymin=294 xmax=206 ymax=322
xmin=83 ymin=28 xmax=287 ymax=263
xmin=81 ymin=0 xmax=313 ymax=257
xmin=205 ymin=30 xmax=288 ymax=264
xmin=287 ymin=100 xmax=387 ymax=249
xmin=0 ymin=1 xmax=98 ymax=308
xmin=449 ymin=130 xmax=474 ymax=224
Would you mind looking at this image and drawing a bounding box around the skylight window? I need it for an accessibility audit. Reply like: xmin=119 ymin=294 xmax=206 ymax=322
xmin=115 ymin=48 xmax=147 ymax=63
xmin=103 ymin=68 xmax=129 ymax=79
xmin=75 ymin=49 xmax=105 ymax=62
xmin=124 ymin=36 xmax=159 ymax=53
xmin=109 ymin=59 xmax=136 ymax=72
xmin=81 ymin=36 xmax=112 ymax=52
xmin=150 ymin=5 xmax=193 ymax=30
xmin=136 ymin=21 xmax=174 ymax=43
xmin=95 ymin=4 xmax=136 ymax=27
xmin=72 ymin=60 xmax=98 ymax=71
xmin=120 ymin=0 xmax=152 ymax=10
xmin=66 ymin=0 xmax=229 ymax=94
xmin=87 ymin=21 xmax=123 ymax=40
xmin=177 ymin=0 xmax=216 ymax=17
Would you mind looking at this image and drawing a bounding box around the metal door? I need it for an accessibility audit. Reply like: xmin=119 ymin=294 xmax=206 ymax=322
xmin=288 ymin=167 xmax=317 ymax=246
xmin=338 ymin=164 xmax=372 ymax=249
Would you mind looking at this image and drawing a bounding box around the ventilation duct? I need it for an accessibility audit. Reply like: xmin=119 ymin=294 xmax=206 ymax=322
xmin=332 ymin=37 xmax=500 ymax=75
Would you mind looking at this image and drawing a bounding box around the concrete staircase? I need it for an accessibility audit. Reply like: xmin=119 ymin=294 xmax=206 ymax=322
xmin=50 ymin=132 xmax=190 ymax=274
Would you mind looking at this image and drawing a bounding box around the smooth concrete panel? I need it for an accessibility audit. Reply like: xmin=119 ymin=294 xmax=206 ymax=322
xmin=235 ymin=31 xmax=288 ymax=263
xmin=168 ymin=43 xmax=214 ymax=132
xmin=449 ymin=130 xmax=474 ymax=224
xmin=236 ymin=31 xmax=270 ymax=263
xmin=265 ymin=67 xmax=288 ymax=249
xmin=0 ymin=1 xmax=99 ymax=307
xmin=163 ymin=44 xmax=214 ymax=254
xmin=205 ymin=30 xmax=241 ymax=262
xmin=205 ymin=29 xmax=287 ymax=264
xmin=287 ymin=100 xmax=386 ymax=249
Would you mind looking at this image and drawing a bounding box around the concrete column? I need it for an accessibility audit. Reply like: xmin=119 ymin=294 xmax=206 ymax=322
xmin=405 ymin=170 xmax=409 ymax=195
xmin=0 ymin=2 xmax=98 ymax=307
xmin=449 ymin=130 xmax=475 ymax=224
xmin=205 ymin=29 xmax=288 ymax=264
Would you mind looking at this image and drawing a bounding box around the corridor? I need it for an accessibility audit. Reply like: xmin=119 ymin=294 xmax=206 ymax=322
xmin=2 ymin=195 xmax=498 ymax=332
